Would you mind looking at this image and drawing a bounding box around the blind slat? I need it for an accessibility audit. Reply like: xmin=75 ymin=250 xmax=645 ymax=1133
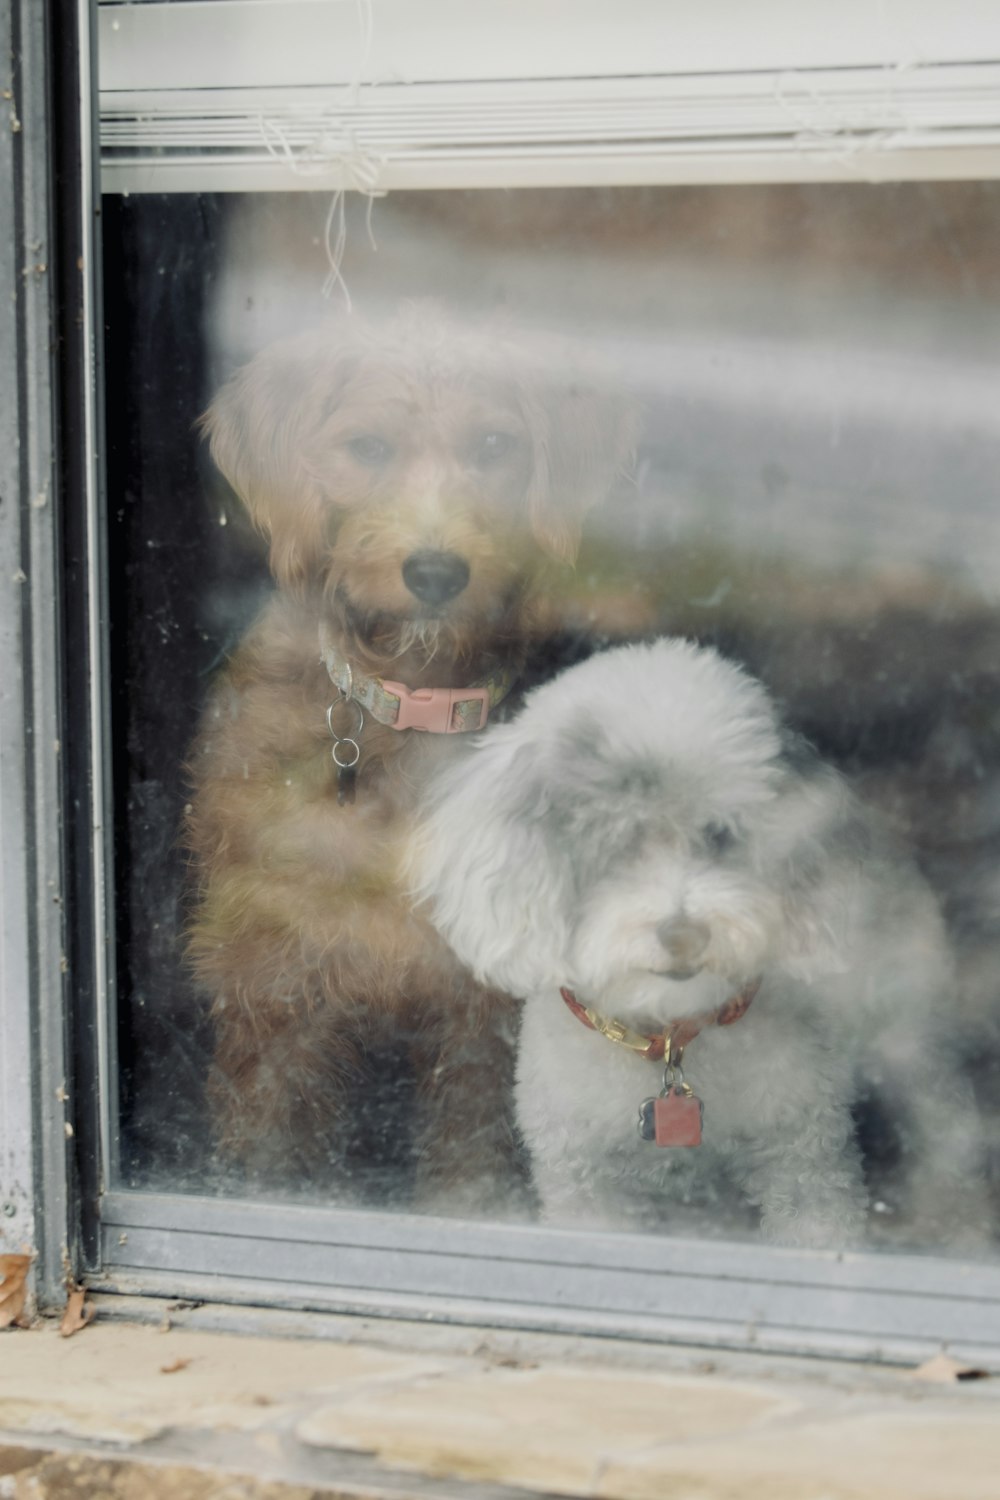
xmin=98 ymin=3 xmax=1000 ymax=190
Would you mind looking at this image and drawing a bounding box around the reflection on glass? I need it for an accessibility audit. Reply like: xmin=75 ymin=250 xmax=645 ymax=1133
xmin=104 ymin=184 xmax=1000 ymax=1255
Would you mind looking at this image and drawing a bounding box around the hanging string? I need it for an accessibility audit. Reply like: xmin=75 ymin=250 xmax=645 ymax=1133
xmin=258 ymin=0 xmax=384 ymax=309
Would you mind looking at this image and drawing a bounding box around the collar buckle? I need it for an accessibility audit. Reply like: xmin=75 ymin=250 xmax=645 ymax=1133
xmin=382 ymin=680 xmax=490 ymax=734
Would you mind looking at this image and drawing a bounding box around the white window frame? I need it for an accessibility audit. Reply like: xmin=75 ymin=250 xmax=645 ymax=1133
xmin=4 ymin=0 xmax=1000 ymax=1359
xmin=98 ymin=0 xmax=1000 ymax=192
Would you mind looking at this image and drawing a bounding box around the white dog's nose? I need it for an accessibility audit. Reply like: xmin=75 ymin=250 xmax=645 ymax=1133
xmin=655 ymin=916 xmax=710 ymax=977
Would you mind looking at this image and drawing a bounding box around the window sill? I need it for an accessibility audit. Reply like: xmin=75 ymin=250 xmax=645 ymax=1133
xmin=1 ymin=1298 xmax=998 ymax=1499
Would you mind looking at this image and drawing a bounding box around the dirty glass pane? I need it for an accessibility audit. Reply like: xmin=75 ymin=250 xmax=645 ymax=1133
xmin=102 ymin=183 xmax=1000 ymax=1256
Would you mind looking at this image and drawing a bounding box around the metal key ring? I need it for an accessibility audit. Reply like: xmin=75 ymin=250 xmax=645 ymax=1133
xmin=326 ymin=697 xmax=364 ymax=742
xmin=662 ymin=1060 xmax=686 ymax=1092
xmin=332 ymin=737 xmax=361 ymax=769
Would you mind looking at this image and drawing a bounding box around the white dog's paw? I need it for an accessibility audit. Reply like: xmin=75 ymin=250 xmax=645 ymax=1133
xmin=890 ymin=1178 xmax=996 ymax=1256
xmin=759 ymin=1205 xmax=866 ymax=1251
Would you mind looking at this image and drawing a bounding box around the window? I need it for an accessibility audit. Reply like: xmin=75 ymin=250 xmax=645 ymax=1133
xmin=4 ymin=0 xmax=1000 ymax=1362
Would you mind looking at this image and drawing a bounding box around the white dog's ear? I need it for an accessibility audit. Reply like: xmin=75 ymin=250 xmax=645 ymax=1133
xmin=200 ymin=332 xmax=356 ymax=590
xmin=767 ymin=745 xmax=863 ymax=981
xmin=518 ymin=375 xmax=639 ymax=565
xmin=410 ymin=729 xmax=573 ymax=996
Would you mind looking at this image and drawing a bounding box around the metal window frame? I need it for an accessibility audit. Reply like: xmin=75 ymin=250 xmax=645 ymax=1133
xmin=5 ymin=0 xmax=1000 ymax=1361
xmin=1 ymin=0 xmax=75 ymax=1308
xmin=94 ymin=1192 xmax=1000 ymax=1367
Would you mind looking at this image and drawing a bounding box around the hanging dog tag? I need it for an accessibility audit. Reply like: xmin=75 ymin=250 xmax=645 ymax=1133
xmin=638 ymin=1037 xmax=704 ymax=1148
xmin=638 ymin=1086 xmax=703 ymax=1147
xmin=328 ymin=699 xmax=362 ymax=807
xmin=653 ymin=1087 xmax=703 ymax=1147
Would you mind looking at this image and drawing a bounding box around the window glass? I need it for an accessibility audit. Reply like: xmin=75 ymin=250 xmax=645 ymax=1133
xmin=103 ymin=182 xmax=1000 ymax=1254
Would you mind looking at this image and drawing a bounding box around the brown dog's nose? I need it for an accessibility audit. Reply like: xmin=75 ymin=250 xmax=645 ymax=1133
xmin=402 ymin=550 xmax=470 ymax=606
xmin=655 ymin=916 xmax=710 ymax=977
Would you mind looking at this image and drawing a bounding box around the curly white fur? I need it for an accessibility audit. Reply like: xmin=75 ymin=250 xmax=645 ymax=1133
xmin=413 ymin=638 xmax=988 ymax=1249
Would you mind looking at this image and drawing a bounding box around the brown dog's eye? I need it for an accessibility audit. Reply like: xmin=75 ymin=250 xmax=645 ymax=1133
xmin=346 ymin=434 xmax=393 ymax=467
xmin=470 ymin=431 xmax=519 ymax=468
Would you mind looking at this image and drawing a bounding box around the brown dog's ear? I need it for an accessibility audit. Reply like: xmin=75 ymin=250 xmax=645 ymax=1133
xmin=520 ymin=376 xmax=639 ymax=565
xmin=200 ymin=332 xmax=354 ymax=590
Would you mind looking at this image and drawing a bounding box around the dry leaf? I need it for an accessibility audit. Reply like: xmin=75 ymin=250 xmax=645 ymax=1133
xmin=59 ymin=1285 xmax=96 ymax=1338
xmin=911 ymin=1353 xmax=989 ymax=1383
xmin=159 ymin=1357 xmax=192 ymax=1374
xmin=0 ymin=1253 xmax=33 ymax=1330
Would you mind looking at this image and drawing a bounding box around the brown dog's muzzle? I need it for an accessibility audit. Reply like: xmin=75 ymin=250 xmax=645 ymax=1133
xmin=401 ymin=549 xmax=471 ymax=607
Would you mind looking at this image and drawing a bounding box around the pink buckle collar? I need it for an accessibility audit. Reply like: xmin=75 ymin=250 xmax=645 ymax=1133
xmin=381 ymin=680 xmax=491 ymax=733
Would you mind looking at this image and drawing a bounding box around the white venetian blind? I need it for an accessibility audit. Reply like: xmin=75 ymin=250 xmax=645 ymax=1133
xmin=98 ymin=0 xmax=1000 ymax=192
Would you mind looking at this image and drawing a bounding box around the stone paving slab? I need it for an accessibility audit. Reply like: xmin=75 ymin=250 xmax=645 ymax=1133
xmin=0 ymin=1322 xmax=446 ymax=1445
xmin=295 ymin=1357 xmax=1000 ymax=1500
xmin=596 ymin=1410 xmax=1000 ymax=1500
xmin=297 ymin=1364 xmax=793 ymax=1494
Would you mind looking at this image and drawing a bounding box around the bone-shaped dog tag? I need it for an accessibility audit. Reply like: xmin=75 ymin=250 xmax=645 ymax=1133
xmin=638 ymin=1096 xmax=658 ymax=1141
xmin=638 ymin=1087 xmax=703 ymax=1147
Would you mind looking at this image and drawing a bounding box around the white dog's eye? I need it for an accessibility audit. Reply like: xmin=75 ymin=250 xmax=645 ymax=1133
xmin=702 ymin=822 xmax=735 ymax=855
xmin=346 ymin=434 xmax=394 ymax=467
xmin=470 ymin=431 xmax=519 ymax=468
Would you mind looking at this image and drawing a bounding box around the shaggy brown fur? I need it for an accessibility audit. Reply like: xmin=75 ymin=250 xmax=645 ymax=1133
xmin=185 ymin=302 xmax=636 ymax=1206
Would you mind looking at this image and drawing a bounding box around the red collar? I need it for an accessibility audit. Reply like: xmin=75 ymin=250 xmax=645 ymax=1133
xmin=559 ymin=979 xmax=761 ymax=1062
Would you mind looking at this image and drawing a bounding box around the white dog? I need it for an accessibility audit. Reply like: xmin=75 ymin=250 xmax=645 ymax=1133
xmin=412 ymin=638 xmax=987 ymax=1248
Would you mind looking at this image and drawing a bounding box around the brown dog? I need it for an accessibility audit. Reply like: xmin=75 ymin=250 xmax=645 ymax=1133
xmin=185 ymin=301 xmax=636 ymax=1209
